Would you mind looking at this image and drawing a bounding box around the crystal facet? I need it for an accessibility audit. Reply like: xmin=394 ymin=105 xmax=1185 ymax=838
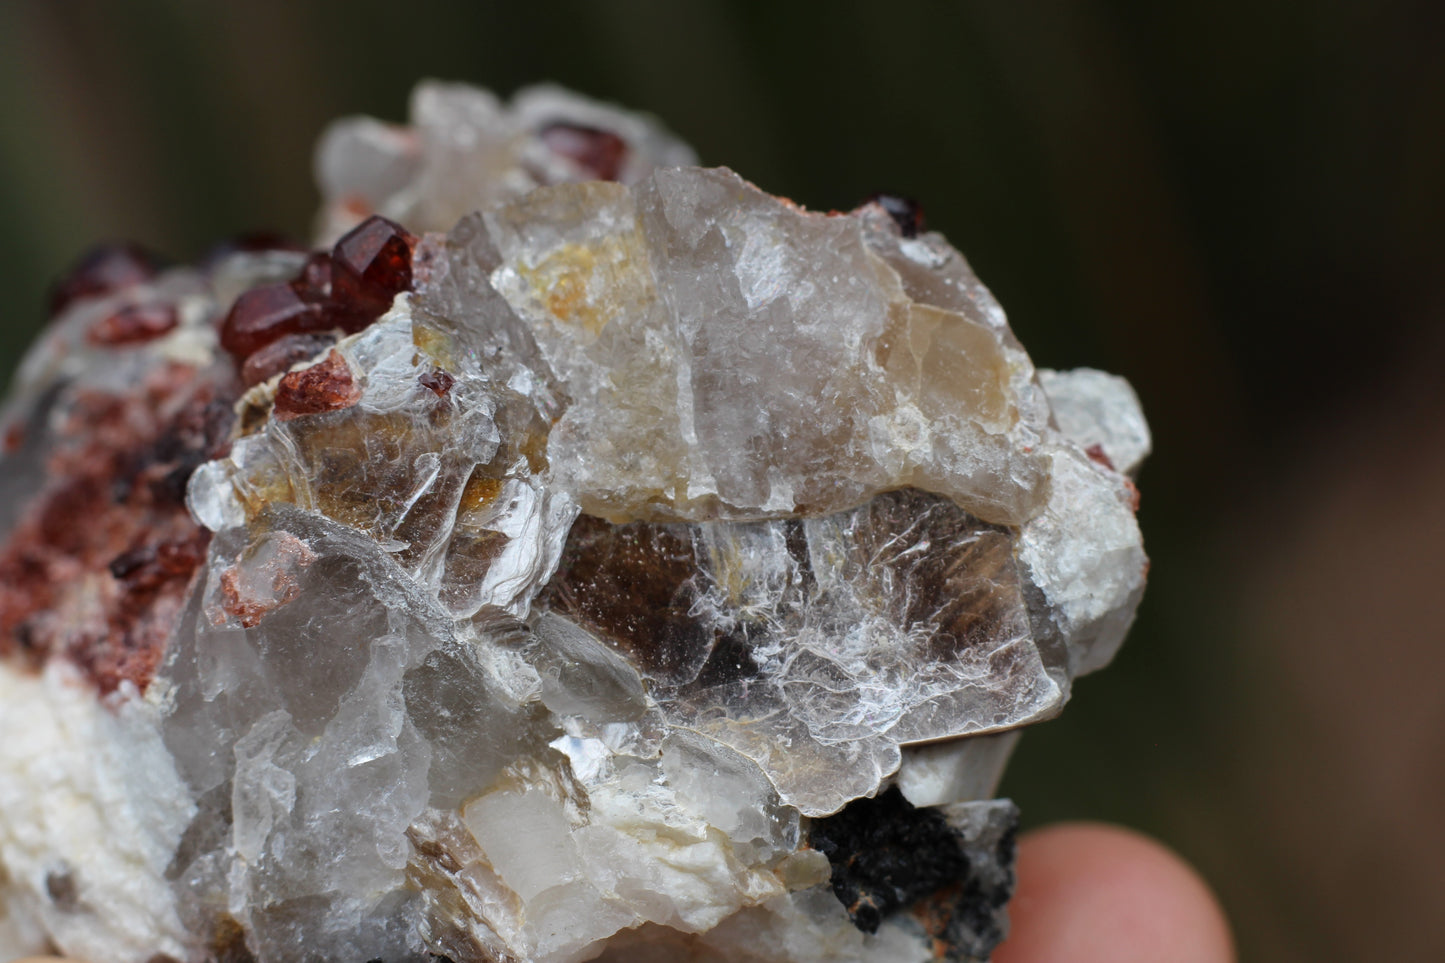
xmin=0 ymin=82 xmax=1148 ymax=963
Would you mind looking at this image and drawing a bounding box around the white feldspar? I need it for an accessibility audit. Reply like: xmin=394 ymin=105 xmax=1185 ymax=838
xmin=1016 ymin=444 xmax=1147 ymax=678
xmin=1038 ymin=367 xmax=1152 ymax=476
xmin=897 ymin=731 xmax=1021 ymax=809
xmin=0 ymin=663 xmax=193 ymax=963
xmin=0 ymin=80 xmax=1152 ymax=963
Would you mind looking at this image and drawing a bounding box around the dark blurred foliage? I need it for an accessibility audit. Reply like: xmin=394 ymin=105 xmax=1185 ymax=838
xmin=1 ymin=2 xmax=1442 ymax=959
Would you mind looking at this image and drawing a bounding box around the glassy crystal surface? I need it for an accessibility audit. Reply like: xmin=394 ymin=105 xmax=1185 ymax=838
xmin=0 ymin=82 xmax=1148 ymax=963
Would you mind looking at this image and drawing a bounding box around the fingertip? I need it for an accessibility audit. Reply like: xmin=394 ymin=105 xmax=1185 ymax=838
xmin=993 ymin=822 xmax=1235 ymax=963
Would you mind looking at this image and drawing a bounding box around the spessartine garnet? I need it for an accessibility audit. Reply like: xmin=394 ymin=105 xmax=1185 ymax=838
xmin=418 ymin=368 xmax=456 ymax=397
xmin=86 ymin=303 xmax=179 ymax=347
xmin=329 ymin=215 xmax=417 ymax=320
xmin=219 ymin=282 xmax=329 ymax=359
xmin=240 ymin=332 xmax=338 ymax=388
xmin=540 ymin=122 xmax=630 ymax=181
xmin=48 ymin=242 xmax=163 ymax=318
xmin=293 ymin=251 xmax=334 ymax=300
xmin=221 ymin=219 xmax=415 ymax=365
xmin=272 ymin=349 xmax=362 ymax=421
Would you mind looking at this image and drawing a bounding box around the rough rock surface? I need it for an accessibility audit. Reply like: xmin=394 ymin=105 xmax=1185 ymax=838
xmin=0 ymin=82 xmax=1148 ymax=963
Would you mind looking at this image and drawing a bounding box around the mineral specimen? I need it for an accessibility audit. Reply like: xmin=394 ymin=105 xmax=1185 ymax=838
xmin=0 ymin=82 xmax=1148 ymax=963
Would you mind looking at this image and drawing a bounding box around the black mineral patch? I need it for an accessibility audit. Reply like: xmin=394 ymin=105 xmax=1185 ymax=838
xmin=911 ymin=817 xmax=1018 ymax=961
xmin=44 ymin=863 xmax=78 ymax=912
xmin=808 ymin=788 xmax=1020 ymax=961
xmin=864 ymin=193 xmax=925 ymax=238
xmin=808 ymin=786 xmax=968 ymax=933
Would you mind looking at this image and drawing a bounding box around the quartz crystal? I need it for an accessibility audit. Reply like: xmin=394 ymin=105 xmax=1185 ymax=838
xmin=0 ymin=82 xmax=1148 ymax=963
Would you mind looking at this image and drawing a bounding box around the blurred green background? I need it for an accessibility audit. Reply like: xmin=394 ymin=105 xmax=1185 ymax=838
xmin=2 ymin=1 xmax=1442 ymax=959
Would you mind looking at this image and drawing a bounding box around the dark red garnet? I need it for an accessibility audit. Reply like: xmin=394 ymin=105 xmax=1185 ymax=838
xmin=219 ymin=283 xmax=328 ymax=359
xmin=540 ymin=123 xmax=630 ymax=182
xmin=418 ymin=369 xmax=456 ymax=397
xmin=329 ymin=215 xmax=416 ymax=323
xmin=293 ymin=251 xmax=334 ymax=301
xmin=49 ymin=243 xmax=163 ymax=318
xmin=1084 ymin=443 xmax=1117 ymax=472
xmin=865 ymin=193 xmax=925 ymax=239
xmin=273 ymin=350 xmax=362 ymax=421
xmin=86 ymin=303 xmax=180 ymax=347
xmin=240 ymin=333 xmax=336 ymax=388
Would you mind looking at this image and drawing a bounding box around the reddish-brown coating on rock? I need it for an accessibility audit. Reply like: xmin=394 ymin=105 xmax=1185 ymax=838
xmin=0 ymin=362 xmax=238 ymax=693
xmin=86 ymin=302 xmax=180 ymax=347
xmin=48 ymin=242 xmax=163 ymax=319
xmin=273 ymin=350 xmax=362 ymax=421
xmin=540 ymin=122 xmax=630 ymax=181
xmin=1082 ymin=444 xmax=1142 ymax=512
xmin=216 ymin=533 xmax=316 ymax=629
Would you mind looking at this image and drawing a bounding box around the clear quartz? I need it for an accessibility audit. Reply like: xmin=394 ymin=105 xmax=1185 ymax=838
xmin=0 ymin=81 xmax=1149 ymax=963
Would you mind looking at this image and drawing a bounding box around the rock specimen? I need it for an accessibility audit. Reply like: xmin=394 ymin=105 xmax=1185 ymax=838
xmin=0 ymin=83 xmax=1148 ymax=963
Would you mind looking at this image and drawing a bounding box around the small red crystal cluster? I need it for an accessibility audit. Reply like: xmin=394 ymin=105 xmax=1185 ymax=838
xmin=0 ymin=217 xmax=419 ymax=693
xmin=221 ymin=215 xmax=417 ymax=386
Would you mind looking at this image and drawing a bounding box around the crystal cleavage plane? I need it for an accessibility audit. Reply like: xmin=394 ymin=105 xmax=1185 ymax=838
xmin=0 ymin=82 xmax=1149 ymax=963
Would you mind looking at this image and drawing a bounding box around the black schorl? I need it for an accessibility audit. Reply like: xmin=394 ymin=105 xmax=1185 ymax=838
xmin=808 ymin=787 xmax=1019 ymax=961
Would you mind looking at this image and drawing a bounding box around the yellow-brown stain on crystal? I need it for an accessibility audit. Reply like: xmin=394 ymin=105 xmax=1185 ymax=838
xmin=908 ymin=304 xmax=1013 ymax=428
xmin=411 ymin=319 xmax=451 ymax=358
xmin=458 ymin=473 xmax=504 ymax=515
xmin=518 ymin=231 xmax=652 ymax=338
xmin=702 ymin=533 xmax=752 ymax=609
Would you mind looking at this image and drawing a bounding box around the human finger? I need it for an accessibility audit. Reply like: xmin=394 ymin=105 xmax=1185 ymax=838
xmin=992 ymin=822 xmax=1235 ymax=963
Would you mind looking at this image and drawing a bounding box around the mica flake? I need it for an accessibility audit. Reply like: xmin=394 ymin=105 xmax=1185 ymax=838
xmin=0 ymin=82 xmax=1148 ymax=963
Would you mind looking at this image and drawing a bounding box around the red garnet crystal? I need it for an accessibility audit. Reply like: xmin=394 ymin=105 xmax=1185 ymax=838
xmin=86 ymin=303 xmax=180 ymax=347
xmin=418 ymin=368 xmax=456 ymax=397
xmin=293 ymin=251 xmax=334 ymax=301
xmin=48 ymin=243 xmax=163 ymax=318
xmin=240 ymin=333 xmax=338 ymax=388
xmin=220 ymin=218 xmax=414 ymax=373
xmin=540 ymin=122 xmax=630 ymax=181
xmin=219 ymin=283 xmax=328 ymax=359
xmin=329 ymin=215 xmax=416 ymax=323
xmin=273 ymin=349 xmax=362 ymax=421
